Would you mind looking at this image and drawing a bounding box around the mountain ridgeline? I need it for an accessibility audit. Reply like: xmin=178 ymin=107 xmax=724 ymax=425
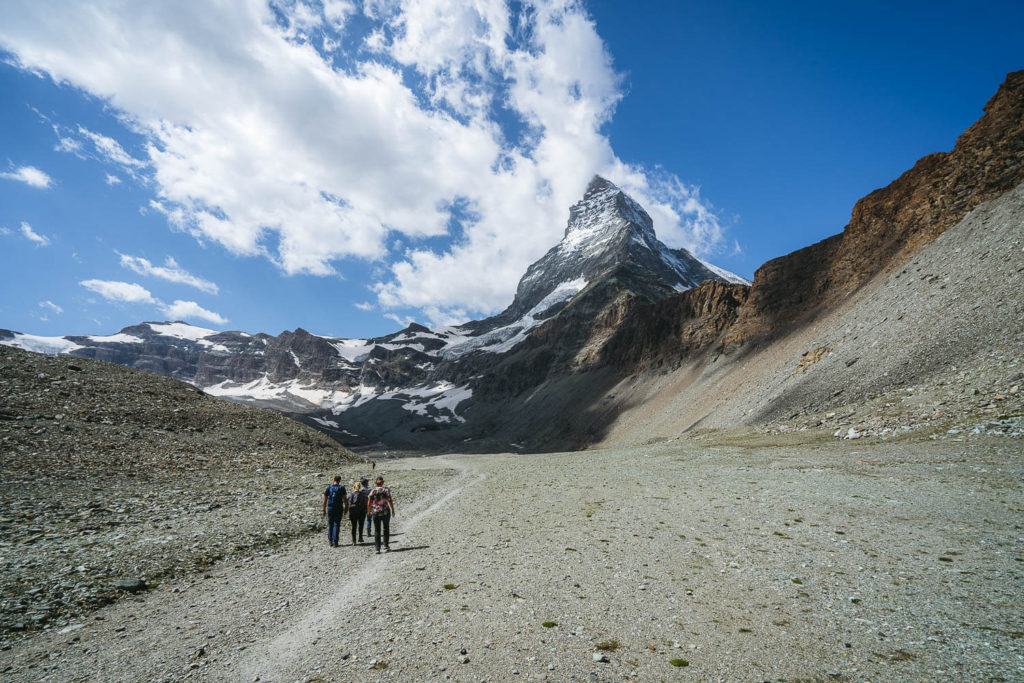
xmin=2 ymin=174 xmax=746 ymax=452
xmin=3 ymin=71 xmax=1023 ymax=453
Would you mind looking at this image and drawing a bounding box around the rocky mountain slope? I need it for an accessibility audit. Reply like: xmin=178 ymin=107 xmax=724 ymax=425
xmin=1 ymin=177 xmax=746 ymax=452
xmin=0 ymin=344 xmax=364 ymax=634
xmin=591 ymin=71 xmax=1024 ymax=447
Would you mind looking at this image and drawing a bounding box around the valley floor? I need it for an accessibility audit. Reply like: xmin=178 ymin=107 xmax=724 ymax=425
xmin=2 ymin=434 xmax=1022 ymax=682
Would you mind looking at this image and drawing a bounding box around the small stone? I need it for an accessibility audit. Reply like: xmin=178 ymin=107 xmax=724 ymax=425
xmin=460 ymin=648 xmax=467 ymax=655
xmin=462 ymin=657 xmax=470 ymax=664
xmin=592 ymin=653 xmax=609 ymax=663
xmin=113 ymin=578 xmax=147 ymax=592
xmin=848 ymin=597 xmax=861 ymax=604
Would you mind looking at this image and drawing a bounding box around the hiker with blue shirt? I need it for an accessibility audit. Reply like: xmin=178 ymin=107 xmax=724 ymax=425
xmin=321 ymin=475 xmax=347 ymax=547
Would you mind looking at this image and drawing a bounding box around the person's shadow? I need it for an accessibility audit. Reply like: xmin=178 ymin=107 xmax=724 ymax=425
xmin=387 ymin=545 xmax=429 ymax=553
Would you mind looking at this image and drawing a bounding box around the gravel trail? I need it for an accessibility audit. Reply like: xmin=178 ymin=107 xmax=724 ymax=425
xmin=2 ymin=437 xmax=1021 ymax=682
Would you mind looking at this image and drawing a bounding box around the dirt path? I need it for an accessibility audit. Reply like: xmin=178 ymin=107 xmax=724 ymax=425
xmin=2 ymin=437 xmax=1021 ymax=682
xmin=242 ymin=458 xmax=485 ymax=681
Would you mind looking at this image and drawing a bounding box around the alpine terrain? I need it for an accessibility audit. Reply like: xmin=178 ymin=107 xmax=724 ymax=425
xmin=2 ymin=175 xmax=748 ymax=453
xmin=1 ymin=73 xmax=1022 ymax=683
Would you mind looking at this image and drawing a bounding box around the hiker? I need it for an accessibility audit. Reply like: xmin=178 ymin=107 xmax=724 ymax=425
xmin=347 ymin=482 xmax=368 ymax=545
xmin=321 ymin=475 xmax=347 ymax=547
xmin=362 ymin=478 xmax=373 ymax=538
xmin=368 ymin=476 xmax=395 ymax=553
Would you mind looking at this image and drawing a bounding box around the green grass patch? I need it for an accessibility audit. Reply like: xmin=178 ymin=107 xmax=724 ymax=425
xmin=669 ymin=658 xmax=689 ymax=667
xmin=443 ymin=583 xmax=457 ymax=590
xmin=541 ymin=621 xmax=557 ymax=628
xmin=595 ymin=639 xmax=621 ymax=651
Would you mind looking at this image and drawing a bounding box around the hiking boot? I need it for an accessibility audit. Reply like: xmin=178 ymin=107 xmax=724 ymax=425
xmin=384 ymin=546 xmax=390 ymax=552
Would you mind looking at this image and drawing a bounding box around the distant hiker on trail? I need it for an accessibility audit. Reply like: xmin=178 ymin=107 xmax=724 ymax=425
xmin=347 ymin=482 xmax=368 ymax=545
xmin=368 ymin=476 xmax=395 ymax=554
xmin=322 ymin=476 xmax=347 ymax=548
xmin=362 ymin=477 xmax=373 ymax=538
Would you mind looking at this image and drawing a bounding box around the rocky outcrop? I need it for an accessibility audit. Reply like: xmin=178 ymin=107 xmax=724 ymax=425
xmin=598 ymin=279 xmax=750 ymax=371
xmin=728 ymin=70 xmax=1024 ymax=344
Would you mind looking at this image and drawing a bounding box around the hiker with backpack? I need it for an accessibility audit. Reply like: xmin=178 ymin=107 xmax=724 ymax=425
xmin=368 ymin=476 xmax=395 ymax=553
xmin=321 ymin=475 xmax=347 ymax=548
xmin=347 ymin=482 xmax=368 ymax=545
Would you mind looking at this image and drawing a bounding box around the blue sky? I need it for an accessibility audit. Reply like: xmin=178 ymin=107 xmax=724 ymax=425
xmin=1 ymin=1 xmax=1021 ymax=340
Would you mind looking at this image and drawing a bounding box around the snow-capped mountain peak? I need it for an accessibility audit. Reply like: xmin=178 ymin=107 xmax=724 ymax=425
xmin=501 ymin=176 xmax=746 ymax=324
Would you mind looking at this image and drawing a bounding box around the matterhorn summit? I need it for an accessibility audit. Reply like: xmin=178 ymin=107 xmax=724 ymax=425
xmin=500 ymin=176 xmax=747 ymax=326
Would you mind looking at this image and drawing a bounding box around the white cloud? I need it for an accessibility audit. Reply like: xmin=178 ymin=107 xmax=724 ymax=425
xmin=106 ymin=174 xmax=122 ymax=185
xmin=39 ymin=300 xmax=63 ymax=314
xmin=119 ymin=253 xmax=219 ymax=294
xmin=354 ymin=301 xmax=373 ymax=311
xmin=80 ymin=279 xmax=157 ymax=304
xmin=159 ymin=300 xmax=228 ymax=325
xmin=77 ymin=126 xmax=146 ymax=169
xmin=79 ymin=277 xmax=227 ymax=324
xmin=0 ymin=1 xmax=729 ymax=326
xmin=20 ymin=222 xmax=51 ymax=246
xmin=1 ymin=165 xmax=52 ymax=188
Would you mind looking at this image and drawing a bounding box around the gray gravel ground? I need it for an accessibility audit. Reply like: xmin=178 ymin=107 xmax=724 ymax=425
xmin=2 ymin=434 xmax=1020 ymax=682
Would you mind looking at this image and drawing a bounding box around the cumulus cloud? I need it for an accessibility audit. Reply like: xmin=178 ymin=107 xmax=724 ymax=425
xmin=118 ymin=253 xmax=219 ymax=294
xmin=1 ymin=165 xmax=52 ymax=188
xmin=106 ymin=174 xmax=122 ymax=185
xmin=0 ymin=0 xmax=728 ymax=327
xmin=20 ymin=222 xmax=51 ymax=246
xmin=80 ymin=279 xmax=157 ymax=304
xmin=79 ymin=278 xmax=226 ymax=324
xmin=159 ymin=300 xmax=228 ymax=325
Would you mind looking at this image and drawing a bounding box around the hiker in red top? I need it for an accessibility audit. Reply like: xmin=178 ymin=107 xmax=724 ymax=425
xmin=368 ymin=476 xmax=395 ymax=553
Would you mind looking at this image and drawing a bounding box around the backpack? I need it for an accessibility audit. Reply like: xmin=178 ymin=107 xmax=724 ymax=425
xmin=327 ymin=484 xmax=345 ymax=507
xmin=369 ymin=487 xmax=390 ymax=517
xmin=347 ymin=489 xmax=362 ymax=511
